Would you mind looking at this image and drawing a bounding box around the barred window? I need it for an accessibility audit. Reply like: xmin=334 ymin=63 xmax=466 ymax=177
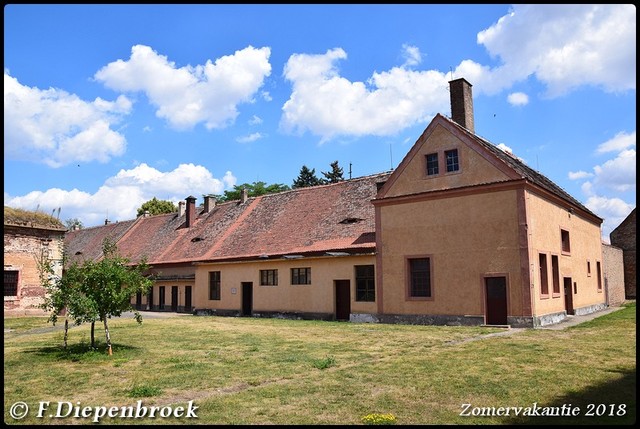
xmin=260 ymin=269 xmax=278 ymax=286
xmin=409 ymin=258 xmax=431 ymax=297
xmin=291 ymin=268 xmax=311 ymax=285
xmin=209 ymin=271 xmax=221 ymax=300
xmin=355 ymin=265 xmax=375 ymax=302
xmin=4 ymin=270 xmax=18 ymax=297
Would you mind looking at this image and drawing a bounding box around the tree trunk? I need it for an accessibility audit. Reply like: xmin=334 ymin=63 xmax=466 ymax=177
xmin=91 ymin=321 xmax=95 ymax=349
xmin=63 ymin=318 xmax=69 ymax=349
xmin=103 ymin=318 xmax=113 ymax=356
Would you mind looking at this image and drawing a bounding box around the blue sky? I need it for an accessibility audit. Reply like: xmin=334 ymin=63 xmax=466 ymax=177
xmin=4 ymin=4 xmax=636 ymax=242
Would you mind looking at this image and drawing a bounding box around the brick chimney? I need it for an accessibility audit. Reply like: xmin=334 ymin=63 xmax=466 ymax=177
xmin=203 ymin=194 xmax=216 ymax=213
xmin=241 ymin=187 xmax=248 ymax=203
xmin=449 ymin=77 xmax=474 ymax=133
xmin=185 ymin=195 xmax=197 ymax=228
xmin=178 ymin=201 xmax=186 ymax=217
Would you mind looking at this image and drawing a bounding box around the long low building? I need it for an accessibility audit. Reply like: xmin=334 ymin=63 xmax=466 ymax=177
xmin=64 ymin=78 xmax=616 ymax=328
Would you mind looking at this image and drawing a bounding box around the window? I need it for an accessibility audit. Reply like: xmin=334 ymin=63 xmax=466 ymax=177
xmin=445 ymin=149 xmax=459 ymax=172
xmin=355 ymin=265 xmax=375 ymax=302
xmin=551 ymin=255 xmax=560 ymax=295
xmin=209 ymin=271 xmax=221 ymax=300
xmin=260 ymin=269 xmax=278 ymax=286
xmin=539 ymin=253 xmax=549 ymax=296
xmin=291 ymin=268 xmax=311 ymax=285
xmin=4 ymin=270 xmax=18 ymax=297
xmin=425 ymin=153 xmax=439 ymax=176
xmin=587 ymin=260 xmax=592 ymax=277
xmin=159 ymin=286 xmax=166 ymax=310
xmin=596 ymin=261 xmax=602 ymax=292
xmin=561 ymin=229 xmax=571 ymax=254
xmin=409 ymin=258 xmax=431 ymax=298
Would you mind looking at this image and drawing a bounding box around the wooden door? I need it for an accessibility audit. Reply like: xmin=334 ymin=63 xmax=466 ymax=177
xmin=485 ymin=277 xmax=508 ymax=325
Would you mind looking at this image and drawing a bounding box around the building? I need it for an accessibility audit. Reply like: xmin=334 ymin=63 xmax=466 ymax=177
xmin=601 ymin=243 xmax=626 ymax=306
xmin=4 ymin=207 xmax=66 ymax=316
xmin=64 ymin=78 xmax=610 ymax=327
xmin=610 ymin=208 xmax=636 ymax=299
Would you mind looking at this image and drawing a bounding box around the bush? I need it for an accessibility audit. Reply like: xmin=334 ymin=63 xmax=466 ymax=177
xmin=361 ymin=413 xmax=397 ymax=425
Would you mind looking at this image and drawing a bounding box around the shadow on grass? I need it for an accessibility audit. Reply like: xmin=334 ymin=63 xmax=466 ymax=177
xmin=506 ymin=367 xmax=636 ymax=425
xmin=24 ymin=342 xmax=140 ymax=362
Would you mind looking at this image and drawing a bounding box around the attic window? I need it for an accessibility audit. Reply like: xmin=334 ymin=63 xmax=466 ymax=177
xmin=340 ymin=217 xmax=363 ymax=225
xmin=75 ymin=251 xmax=83 ymax=255
xmin=191 ymin=237 xmax=204 ymax=242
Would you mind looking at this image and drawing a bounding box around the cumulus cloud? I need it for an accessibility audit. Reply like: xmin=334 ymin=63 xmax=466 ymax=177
xmin=584 ymin=195 xmax=635 ymax=243
xmin=596 ymin=131 xmax=636 ymax=154
xmin=568 ymin=171 xmax=594 ymax=180
xmin=281 ymin=47 xmax=451 ymax=142
xmin=4 ymin=164 xmax=236 ymax=227
xmin=401 ymin=44 xmax=422 ymax=67
xmin=94 ymin=44 xmax=272 ymax=130
xmin=248 ymin=115 xmax=263 ymax=125
xmin=236 ymin=132 xmax=264 ymax=143
xmin=4 ymin=71 xmax=131 ymax=168
xmin=475 ymin=4 xmax=635 ymax=97
xmin=507 ymin=92 xmax=529 ymax=106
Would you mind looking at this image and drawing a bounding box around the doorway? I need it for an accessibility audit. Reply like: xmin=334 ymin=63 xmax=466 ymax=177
xmin=485 ymin=277 xmax=508 ymax=325
xmin=335 ymin=280 xmax=351 ymax=321
xmin=184 ymin=286 xmax=192 ymax=312
xmin=171 ymin=286 xmax=178 ymax=312
xmin=241 ymin=282 xmax=253 ymax=316
xmin=563 ymin=277 xmax=574 ymax=315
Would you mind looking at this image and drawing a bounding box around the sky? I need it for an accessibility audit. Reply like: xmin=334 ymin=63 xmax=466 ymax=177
xmin=4 ymin=4 xmax=636 ymax=242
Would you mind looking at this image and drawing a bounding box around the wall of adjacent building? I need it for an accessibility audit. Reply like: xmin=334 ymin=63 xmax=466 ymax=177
xmin=602 ymin=243 xmax=626 ymax=307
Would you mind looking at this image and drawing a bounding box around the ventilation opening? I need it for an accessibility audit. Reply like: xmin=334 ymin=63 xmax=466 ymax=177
xmin=339 ymin=217 xmax=363 ymax=225
xmin=191 ymin=237 xmax=204 ymax=242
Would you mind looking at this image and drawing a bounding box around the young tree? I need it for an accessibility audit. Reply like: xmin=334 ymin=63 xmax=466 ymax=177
xmin=40 ymin=238 xmax=153 ymax=355
xmin=136 ymin=197 xmax=177 ymax=217
xmin=322 ymin=160 xmax=344 ymax=183
xmin=292 ymin=165 xmax=325 ymax=188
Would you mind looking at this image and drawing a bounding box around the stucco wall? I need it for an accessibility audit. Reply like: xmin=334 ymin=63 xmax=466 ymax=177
xmin=602 ymin=244 xmax=626 ymax=306
xmin=193 ymin=254 xmax=377 ymax=317
xmin=525 ymin=191 xmax=605 ymax=317
xmin=4 ymin=226 xmax=65 ymax=315
xmin=378 ymin=189 xmax=523 ymax=318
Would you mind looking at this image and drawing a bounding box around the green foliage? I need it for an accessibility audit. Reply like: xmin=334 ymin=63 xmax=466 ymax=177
xmin=293 ymin=165 xmax=325 ymax=188
xmin=216 ymin=181 xmax=290 ymax=202
xmin=64 ymin=218 xmax=84 ymax=230
xmin=322 ymin=160 xmax=344 ymax=183
xmin=362 ymin=413 xmax=397 ymax=425
xmin=127 ymin=385 xmax=163 ymax=398
xmin=136 ymin=197 xmax=177 ymax=217
xmin=311 ymin=355 xmax=336 ymax=369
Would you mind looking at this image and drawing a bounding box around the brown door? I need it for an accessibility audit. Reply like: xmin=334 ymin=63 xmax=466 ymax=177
xmin=147 ymin=287 xmax=154 ymax=311
xmin=159 ymin=286 xmax=165 ymax=310
xmin=171 ymin=286 xmax=179 ymax=312
xmin=135 ymin=291 xmax=142 ymax=310
xmin=184 ymin=286 xmax=192 ymax=312
xmin=563 ymin=277 xmax=574 ymax=315
xmin=241 ymin=282 xmax=253 ymax=316
xmin=485 ymin=277 xmax=508 ymax=325
xmin=335 ymin=280 xmax=351 ymax=321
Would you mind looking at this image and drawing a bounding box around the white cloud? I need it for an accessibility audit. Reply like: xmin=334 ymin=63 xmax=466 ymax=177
xmin=475 ymin=4 xmax=635 ymax=97
xmin=281 ymin=48 xmax=450 ymax=141
xmin=401 ymin=44 xmax=422 ymax=67
xmin=568 ymin=170 xmax=594 ymax=180
xmin=249 ymin=115 xmax=263 ymax=125
xmin=94 ymin=44 xmax=272 ymax=130
xmin=4 ymin=164 xmax=236 ymax=227
xmin=593 ymin=149 xmax=636 ymax=192
xmin=261 ymin=91 xmax=272 ymax=102
xmin=507 ymin=92 xmax=529 ymax=106
xmin=4 ymin=72 xmax=131 ymax=168
xmin=596 ymin=131 xmax=636 ymax=154
xmin=236 ymin=132 xmax=264 ymax=143
xmin=584 ymin=195 xmax=635 ymax=243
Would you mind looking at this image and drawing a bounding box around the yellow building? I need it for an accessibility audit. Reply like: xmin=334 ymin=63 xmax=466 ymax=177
xmin=64 ymin=78 xmax=609 ymax=327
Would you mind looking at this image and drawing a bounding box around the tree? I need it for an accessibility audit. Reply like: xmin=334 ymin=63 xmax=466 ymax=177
xmin=39 ymin=238 xmax=153 ymax=355
xmin=322 ymin=160 xmax=344 ymax=183
xmin=292 ymin=165 xmax=325 ymax=188
xmin=65 ymin=218 xmax=84 ymax=230
xmin=136 ymin=197 xmax=177 ymax=217
xmin=216 ymin=181 xmax=290 ymax=202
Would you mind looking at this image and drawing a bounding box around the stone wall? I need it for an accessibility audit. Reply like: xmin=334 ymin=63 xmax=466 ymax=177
xmin=602 ymin=244 xmax=626 ymax=306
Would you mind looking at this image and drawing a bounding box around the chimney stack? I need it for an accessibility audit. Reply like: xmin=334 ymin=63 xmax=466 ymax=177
xmin=449 ymin=77 xmax=474 ymax=133
xmin=241 ymin=187 xmax=248 ymax=203
xmin=204 ymin=194 xmax=216 ymax=213
xmin=178 ymin=201 xmax=186 ymax=217
xmin=143 ymin=210 xmax=150 ymax=218
xmin=185 ymin=195 xmax=197 ymax=228
xmin=104 ymin=219 xmax=111 ymax=225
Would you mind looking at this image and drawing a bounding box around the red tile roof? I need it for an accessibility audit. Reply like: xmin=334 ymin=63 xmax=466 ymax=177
xmin=65 ymin=173 xmax=390 ymax=267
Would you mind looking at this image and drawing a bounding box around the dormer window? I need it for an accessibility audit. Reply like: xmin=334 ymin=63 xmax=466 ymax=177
xmin=339 ymin=217 xmax=363 ymax=225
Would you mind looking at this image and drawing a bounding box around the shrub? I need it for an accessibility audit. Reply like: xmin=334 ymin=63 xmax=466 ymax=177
xmin=361 ymin=413 xmax=397 ymax=425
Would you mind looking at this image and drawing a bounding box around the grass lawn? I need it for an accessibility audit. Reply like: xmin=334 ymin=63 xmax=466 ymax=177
xmin=4 ymin=303 xmax=636 ymax=425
